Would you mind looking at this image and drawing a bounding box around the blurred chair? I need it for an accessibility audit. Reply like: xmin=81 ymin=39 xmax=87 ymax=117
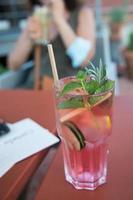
xmin=34 ymin=45 xmax=53 ymax=90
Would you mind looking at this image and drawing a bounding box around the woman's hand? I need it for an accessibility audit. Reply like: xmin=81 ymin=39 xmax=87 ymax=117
xmin=26 ymin=16 xmax=43 ymax=42
xmin=7 ymin=16 xmax=41 ymax=70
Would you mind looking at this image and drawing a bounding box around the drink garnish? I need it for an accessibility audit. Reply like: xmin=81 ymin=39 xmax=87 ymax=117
xmin=60 ymin=108 xmax=87 ymax=123
xmin=105 ymin=116 xmax=111 ymax=129
xmin=63 ymin=121 xmax=85 ymax=150
xmin=60 ymin=81 xmax=82 ymax=97
xmin=59 ymin=92 xmax=112 ymax=124
xmin=90 ymin=92 xmax=112 ymax=108
xmin=58 ymin=97 xmax=84 ymax=109
xmin=58 ymin=59 xmax=115 ymax=109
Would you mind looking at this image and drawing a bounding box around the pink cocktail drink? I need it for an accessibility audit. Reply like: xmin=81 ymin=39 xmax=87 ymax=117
xmin=55 ymin=74 xmax=114 ymax=190
xmin=63 ymin=140 xmax=108 ymax=190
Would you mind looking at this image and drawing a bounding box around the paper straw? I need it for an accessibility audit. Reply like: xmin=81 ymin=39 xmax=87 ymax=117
xmin=47 ymin=44 xmax=59 ymax=88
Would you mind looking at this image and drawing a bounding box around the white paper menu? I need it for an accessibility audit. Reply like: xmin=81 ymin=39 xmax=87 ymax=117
xmin=0 ymin=118 xmax=59 ymax=177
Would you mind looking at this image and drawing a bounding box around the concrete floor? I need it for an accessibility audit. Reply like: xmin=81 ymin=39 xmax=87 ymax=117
xmin=119 ymin=77 xmax=133 ymax=95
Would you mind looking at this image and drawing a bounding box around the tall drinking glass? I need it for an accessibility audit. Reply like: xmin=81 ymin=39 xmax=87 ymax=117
xmin=34 ymin=6 xmax=52 ymax=44
xmin=55 ymin=76 xmax=114 ymax=190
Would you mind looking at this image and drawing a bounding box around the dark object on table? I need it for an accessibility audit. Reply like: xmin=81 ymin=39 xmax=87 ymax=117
xmin=0 ymin=119 xmax=10 ymax=136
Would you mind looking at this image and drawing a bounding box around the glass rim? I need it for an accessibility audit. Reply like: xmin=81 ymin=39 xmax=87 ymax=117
xmin=56 ymin=76 xmax=114 ymax=98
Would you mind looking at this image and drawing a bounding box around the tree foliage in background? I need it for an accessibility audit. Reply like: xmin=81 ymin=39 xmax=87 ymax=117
xmin=110 ymin=8 xmax=125 ymax=22
xmin=110 ymin=0 xmax=129 ymax=22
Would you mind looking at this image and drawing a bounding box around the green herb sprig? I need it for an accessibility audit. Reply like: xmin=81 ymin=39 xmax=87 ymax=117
xmin=58 ymin=60 xmax=115 ymax=109
xmin=85 ymin=59 xmax=107 ymax=85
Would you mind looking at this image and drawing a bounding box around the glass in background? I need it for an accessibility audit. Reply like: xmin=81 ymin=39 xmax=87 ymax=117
xmin=33 ymin=6 xmax=52 ymax=45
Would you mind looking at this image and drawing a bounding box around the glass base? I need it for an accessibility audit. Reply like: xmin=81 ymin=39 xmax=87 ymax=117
xmin=65 ymin=173 xmax=107 ymax=190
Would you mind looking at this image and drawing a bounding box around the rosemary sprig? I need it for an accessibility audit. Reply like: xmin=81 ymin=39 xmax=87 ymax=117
xmin=85 ymin=59 xmax=107 ymax=85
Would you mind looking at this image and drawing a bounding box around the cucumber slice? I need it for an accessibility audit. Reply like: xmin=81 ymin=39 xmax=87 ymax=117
xmin=63 ymin=121 xmax=85 ymax=150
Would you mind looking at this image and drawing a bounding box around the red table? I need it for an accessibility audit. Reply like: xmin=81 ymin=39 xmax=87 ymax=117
xmin=0 ymin=90 xmax=56 ymax=200
xmin=35 ymin=95 xmax=133 ymax=200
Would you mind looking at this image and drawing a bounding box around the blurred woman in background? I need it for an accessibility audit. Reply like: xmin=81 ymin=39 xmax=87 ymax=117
xmin=8 ymin=0 xmax=95 ymax=88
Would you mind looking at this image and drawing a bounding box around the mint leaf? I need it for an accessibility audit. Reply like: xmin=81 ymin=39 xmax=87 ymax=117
xmin=95 ymin=79 xmax=115 ymax=94
xmin=76 ymin=70 xmax=88 ymax=93
xmin=76 ymin=70 xmax=87 ymax=81
xmin=89 ymin=79 xmax=114 ymax=106
xmin=104 ymin=80 xmax=115 ymax=91
xmin=84 ymin=80 xmax=99 ymax=94
xmin=89 ymin=96 xmax=103 ymax=106
xmin=58 ymin=98 xmax=84 ymax=109
xmin=60 ymin=81 xmax=82 ymax=96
